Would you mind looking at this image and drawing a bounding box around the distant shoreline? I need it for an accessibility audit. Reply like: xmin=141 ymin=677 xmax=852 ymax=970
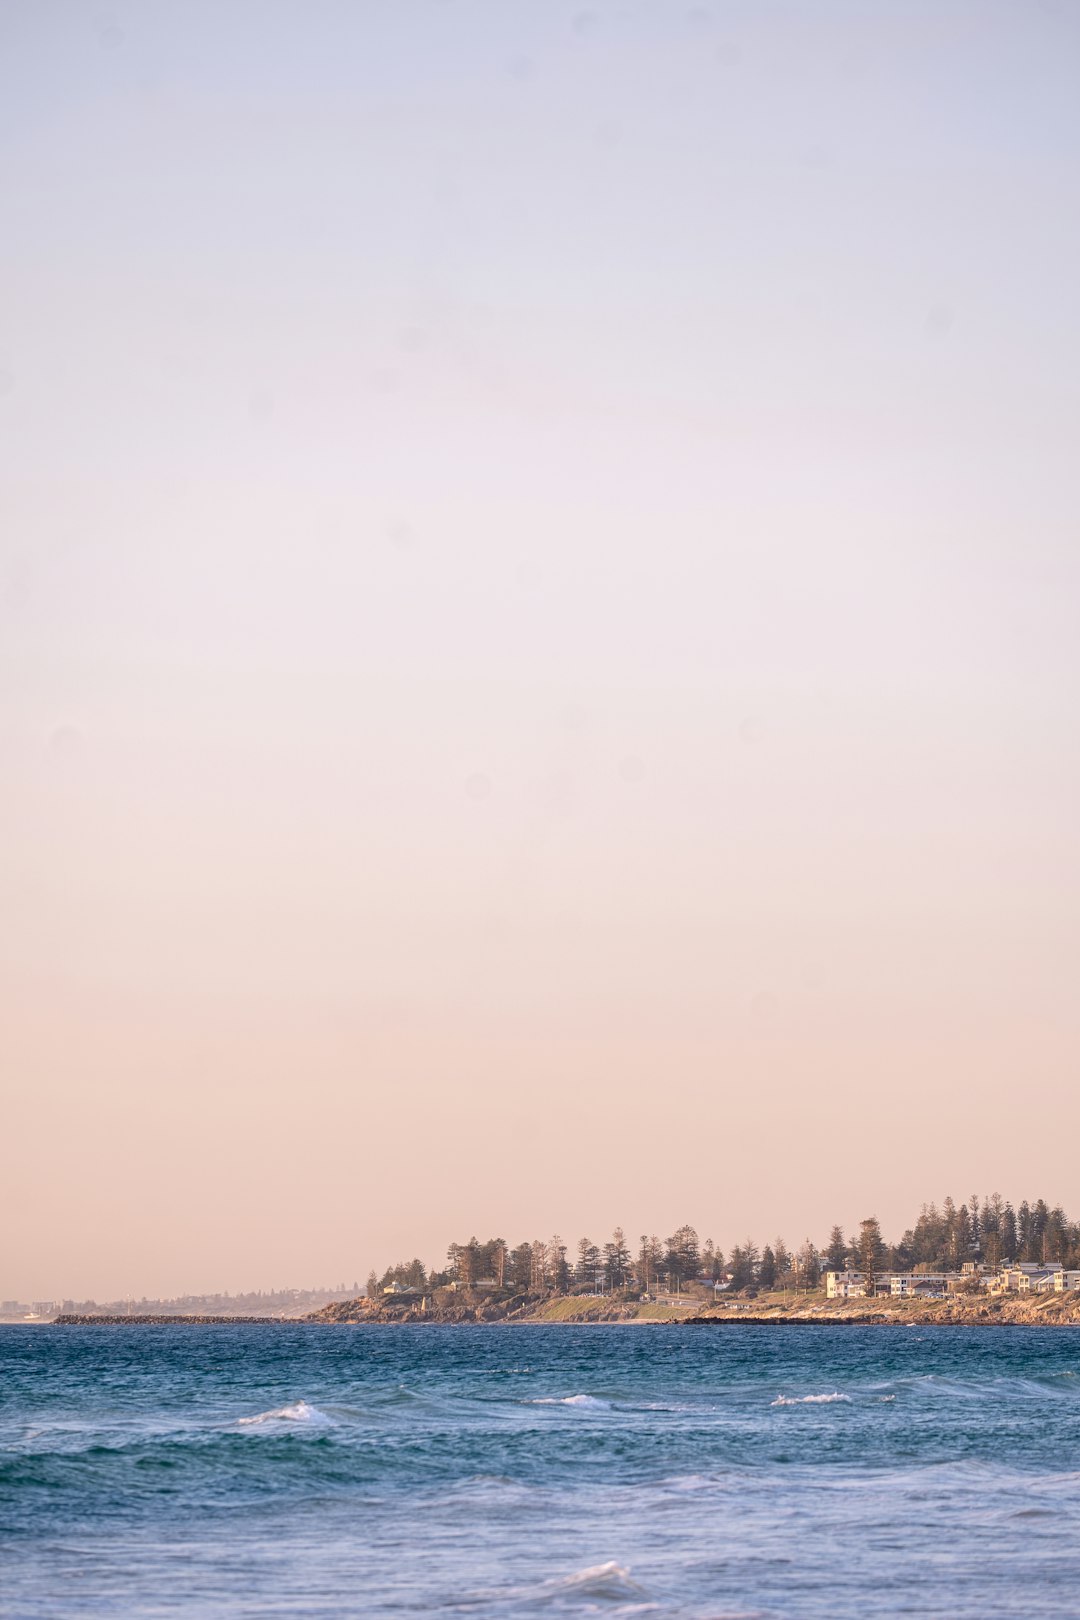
xmin=45 ymin=1308 xmax=1080 ymax=1329
xmin=50 ymin=1314 xmax=295 ymax=1326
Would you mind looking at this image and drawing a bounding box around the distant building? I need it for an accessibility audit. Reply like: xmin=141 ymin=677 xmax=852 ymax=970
xmin=826 ymin=1271 xmax=886 ymax=1299
xmin=826 ymin=1270 xmax=954 ymax=1300
xmin=995 ymin=1264 xmax=1063 ymax=1294
xmin=888 ymin=1273 xmax=953 ymax=1300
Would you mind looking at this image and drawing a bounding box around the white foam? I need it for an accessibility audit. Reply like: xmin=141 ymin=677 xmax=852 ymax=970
xmin=771 ymin=1392 xmax=851 ymax=1406
xmin=548 ymin=1561 xmax=644 ymax=1599
xmin=530 ymin=1394 xmax=612 ymax=1409
xmin=237 ymin=1400 xmax=333 ymax=1427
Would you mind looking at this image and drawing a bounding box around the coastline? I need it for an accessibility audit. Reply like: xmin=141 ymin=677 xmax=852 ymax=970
xmin=45 ymin=1294 xmax=1080 ymax=1328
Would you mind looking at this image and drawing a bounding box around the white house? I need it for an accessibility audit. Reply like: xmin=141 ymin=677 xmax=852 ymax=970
xmin=888 ymin=1273 xmax=952 ymax=1300
xmin=825 ymin=1271 xmax=893 ymax=1299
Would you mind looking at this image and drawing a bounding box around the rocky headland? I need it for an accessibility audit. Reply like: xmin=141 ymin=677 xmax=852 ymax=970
xmin=305 ymin=1290 xmax=1080 ymax=1327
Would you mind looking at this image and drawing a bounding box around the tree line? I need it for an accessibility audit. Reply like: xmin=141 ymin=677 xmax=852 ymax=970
xmin=365 ymin=1194 xmax=1080 ymax=1300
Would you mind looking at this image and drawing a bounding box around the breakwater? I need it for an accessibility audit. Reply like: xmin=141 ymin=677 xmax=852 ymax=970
xmin=52 ymin=1314 xmax=291 ymax=1326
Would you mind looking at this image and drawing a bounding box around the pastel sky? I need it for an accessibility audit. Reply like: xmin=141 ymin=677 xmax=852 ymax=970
xmin=3 ymin=1 xmax=1079 ymax=1300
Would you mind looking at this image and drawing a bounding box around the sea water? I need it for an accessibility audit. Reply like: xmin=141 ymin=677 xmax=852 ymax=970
xmin=3 ymin=1323 xmax=1079 ymax=1617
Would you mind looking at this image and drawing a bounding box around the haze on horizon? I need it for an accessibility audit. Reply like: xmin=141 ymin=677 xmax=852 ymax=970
xmin=3 ymin=1 xmax=1079 ymax=1301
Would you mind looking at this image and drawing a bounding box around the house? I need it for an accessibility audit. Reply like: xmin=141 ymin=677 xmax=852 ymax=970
xmin=889 ymin=1273 xmax=953 ymax=1300
xmin=995 ymin=1264 xmax=1063 ymax=1294
xmin=825 ymin=1271 xmax=893 ymax=1299
xmin=826 ymin=1270 xmax=960 ymax=1301
xmin=1052 ymin=1271 xmax=1080 ymax=1292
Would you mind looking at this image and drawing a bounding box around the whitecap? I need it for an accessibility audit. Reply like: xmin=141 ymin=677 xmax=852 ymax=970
xmin=529 ymin=1394 xmax=612 ymax=1409
xmin=237 ymin=1400 xmax=333 ymax=1427
xmin=468 ymin=1560 xmax=652 ymax=1612
xmin=771 ymin=1392 xmax=851 ymax=1406
xmin=545 ymin=1560 xmax=645 ymax=1599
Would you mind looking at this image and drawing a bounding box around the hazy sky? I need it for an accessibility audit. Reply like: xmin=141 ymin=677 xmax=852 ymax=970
xmin=3 ymin=1 xmax=1079 ymax=1300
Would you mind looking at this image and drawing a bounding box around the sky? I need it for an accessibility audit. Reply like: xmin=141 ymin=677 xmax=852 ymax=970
xmin=2 ymin=0 xmax=1079 ymax=1300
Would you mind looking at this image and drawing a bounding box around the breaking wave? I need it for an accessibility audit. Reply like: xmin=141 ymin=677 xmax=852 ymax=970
xmin=529 ymin=1394 xmax=612 ymax=1409
xmin=772 ymin=1392 xmax=851 ymax=1406
xmin=237 ymin=1400 xmax=333 ymax=1427
xmin=547 ymin=1560 xmax=643 ymax=1596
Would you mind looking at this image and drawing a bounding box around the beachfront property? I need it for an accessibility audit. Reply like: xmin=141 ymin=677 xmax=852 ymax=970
xmin=993 ymin=1264 xmax=1050 ymax=1293
xmin=825 ymin=1271 xmax=893 ymax=1300
xmin=990 ymin=1263 xmax=1080 ymax=1294
xmin=825 ymin=1271 xmax=954 ymax=1300
xmin=825 ymin=1263 xmax=1080 ymax=1301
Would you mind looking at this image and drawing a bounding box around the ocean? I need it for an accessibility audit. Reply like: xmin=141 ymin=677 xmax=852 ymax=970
xmin=3 ymin=1322 xmax=1079 ymax=1618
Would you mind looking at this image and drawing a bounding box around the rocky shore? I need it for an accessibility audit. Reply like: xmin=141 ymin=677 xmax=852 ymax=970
xmin=307 ymin=1290 xmax=1080 ymax=1327
xmin=310 ymin=1295 xmax=539 ymax=1325
xmin=684 ymin=1293 xmax=1080 ymax=1327
xmin=49 ymin=1294 xmax=1080 ymax=1328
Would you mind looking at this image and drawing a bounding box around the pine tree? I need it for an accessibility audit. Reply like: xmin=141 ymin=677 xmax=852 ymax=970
xmin=604 ymin=1228 xmax=630 ymax=1290
xmin=548 ymin=1235 xmax=569 ymax=1292
xmin=510 ymin=1242 xmax=533 ymax=1292
xmin=825 ymin=1225 xmax=848 ymax=1271
xmin=665 ymin=1225 xmax=700 ymax=1286
xmin=576 ymin=1237 xmax=593 ymax=1287
xmin=529 ymin=1240 xmax=548 ymax=1293
xmin=797 ymin=1240 xmax=820 ymax=1288
xmin=1018 ymin=1201 xmax=1033 ymax=1260
xmin=857 ymin=1217 xmax=884 ymax=1296
xmin=969 ymin=1193 xmax=981 ymax=1251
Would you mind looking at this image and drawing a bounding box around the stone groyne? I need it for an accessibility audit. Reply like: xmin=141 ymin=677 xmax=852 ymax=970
xmin=52 ymin=1314 xmax=292 ymax=1326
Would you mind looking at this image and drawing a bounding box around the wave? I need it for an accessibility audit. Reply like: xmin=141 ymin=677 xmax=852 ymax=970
xmin=528 ymin=1394 xmax=612 ymax=1409
xmin=236 ymin=1401 xmax=333 ymax=1427
xmin=771 ymin=1392 xmax=851 ymax=1406
xmin=545 ymin=1560 xmax=645 ymax=1599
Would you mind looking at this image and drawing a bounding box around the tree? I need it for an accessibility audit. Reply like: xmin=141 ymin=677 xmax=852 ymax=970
xmin=635 ymin=1234 xmax=663 ymax=1294
xmin=797 ymin=1240 xmax=820 ymax=1289
xmin=957 ymin=1204 xmax=972 ymax=1258
xmin=366 ymin=1271 xmax=379 ymax=1299
xmin=857 ymin=1217 xmax=884 ymax=1295
xmin=824 ymin=1225 xmax=848 ymax=1272
xmin=576 ymin=1237 xmax=593 ymax=1287
xmin=604 ymin=1228 xmax=630 ymax=1290
xmin=1045 ymin=1207 xmax=1067 ymax=1265
xmin=728 ymin=1242 xmax=757 ymax=1291
xmin=758 ymin=1246 xmax=777 ymax=1289
xmin=943 ymin=1196 xmax=958 ymax=1262
xmin=530 ymin=1240 xmax=548 ymax=1293
xmin=1032 ymin=1199 xmax=1050 ymax=1260
xmin=549 ymin=1235 xmax=569 ymax=1292
xmin=665 ymin=1225 xmax=700 ymax=1287
xmin=509 ymin=1242 xmax=533 ymax=1293
xmin=969 ymin=1193 xmax=981 ymax=1251
xmin=1018 ymin=1201 xmax=1033 ymax=1260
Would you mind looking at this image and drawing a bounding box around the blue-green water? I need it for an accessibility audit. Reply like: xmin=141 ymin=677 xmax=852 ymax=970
xmin=3 ymin=1324 xmax=1080 ymax=1617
